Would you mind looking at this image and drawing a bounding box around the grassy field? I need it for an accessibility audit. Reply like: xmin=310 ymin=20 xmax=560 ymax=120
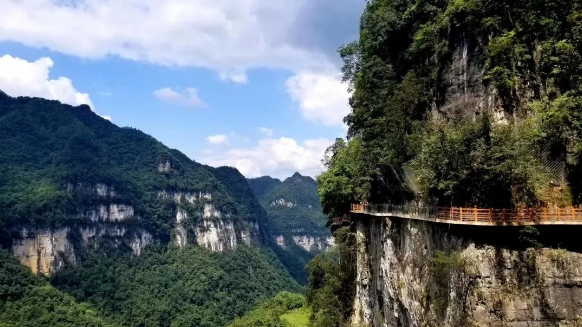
xmin=280 ymin=307 xmax=311 ymax=327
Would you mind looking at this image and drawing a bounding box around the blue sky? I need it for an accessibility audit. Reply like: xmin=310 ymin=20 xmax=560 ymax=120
xmin=0 ymin=0 xmax=364 ymax=179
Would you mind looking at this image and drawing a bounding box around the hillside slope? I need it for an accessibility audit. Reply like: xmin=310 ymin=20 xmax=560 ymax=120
xmin=0 ymin=249 xmax=118 ymax=327
xmin=247 ymin=175 xmax=281 ymax=200
xmin=0 ymin=91 xmax=300 ymax=326
xmin=0 ymin=91 xmax=267 ymax=272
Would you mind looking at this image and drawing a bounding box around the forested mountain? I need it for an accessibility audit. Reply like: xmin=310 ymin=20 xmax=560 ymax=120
xmin=249 ymin=173 xmax=331 ymax=284
xmin=0 ymin=90 xmax=265 ymax=247
xmin=319 ymin=0 xmax=582 ymax=215
xmin=0 ymin=91 xmax=300 ymax=326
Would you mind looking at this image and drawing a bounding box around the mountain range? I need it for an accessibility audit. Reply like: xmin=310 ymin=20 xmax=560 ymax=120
xmin=0 ymin=91 xmax=329 ymax=326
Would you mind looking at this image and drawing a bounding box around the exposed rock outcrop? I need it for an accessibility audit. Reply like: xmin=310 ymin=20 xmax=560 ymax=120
xmin=195 ymin=204 xmax=260 ymax=252
xmin=157 ymin=190 xmax=212 ymax=203
xmin=270 ymin=198 xmax=296 ymax=207
xmin=12 ymin=228 xmax=75 ymax=276
xmin=351 ymin=216 xmax=582 ymax=327
xmin=12 ymin=226 xmax=154 ymax=276
xmin=12 ymin=184 xmax=260 ymax=275
xmin=273 ymin=234 xmax=335 ymax=253
xmin=86 ymin=204 xmax=134 ymax=222
xmin=290 ymin=235 xmax=334 ymax=253
xmin=175 ymin=207 xmax=188 ymax=248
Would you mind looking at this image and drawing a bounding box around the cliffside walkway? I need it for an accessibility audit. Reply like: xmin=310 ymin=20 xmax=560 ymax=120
xmin=350 ymin=204 xmax=582 ymax=226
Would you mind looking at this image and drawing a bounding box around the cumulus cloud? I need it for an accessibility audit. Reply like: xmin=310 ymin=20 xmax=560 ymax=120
xmin=206 ymin=134 xmax=229 ymax=145
xmin=202 ymin=136 xmax=331 ymax=178
xmin=0 ymin=54 xmax=113 ymax=120
xmin=0 ymin=0 xmax=342 ymax=79
xmin=153 ymin=87 xmax=206 ymax=108
xmin=285 ymin=70 xmax=350 ymax=128
xmin=259 ymin=127 xmax=274 ymax=137
xmin=0 ymin=54 xmax=93 ymax=108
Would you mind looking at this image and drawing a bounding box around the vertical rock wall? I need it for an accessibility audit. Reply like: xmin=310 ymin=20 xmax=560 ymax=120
xmin=12 ymin=228 xmax=75 ymax=276
xmin=351 ymin=216 xmax=582 ymax=327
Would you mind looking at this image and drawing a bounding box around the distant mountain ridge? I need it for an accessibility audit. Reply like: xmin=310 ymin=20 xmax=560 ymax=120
xmin=248 ymin=172 xmax=332 ymax=284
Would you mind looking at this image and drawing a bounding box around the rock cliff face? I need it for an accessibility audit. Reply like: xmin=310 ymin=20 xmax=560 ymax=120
xmin=0 ymin=93 xmax=267 ymax=277
xmin=351 ymin=216 xmax=582 ymax=327
xmin=272 ymin=234 xmax=334 ymax=253
xmin=12 ymin=184 xmax=261 ymax=275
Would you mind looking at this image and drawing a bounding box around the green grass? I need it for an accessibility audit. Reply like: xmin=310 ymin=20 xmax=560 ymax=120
xmin=280 ymin=307 xmax=311 ymax=327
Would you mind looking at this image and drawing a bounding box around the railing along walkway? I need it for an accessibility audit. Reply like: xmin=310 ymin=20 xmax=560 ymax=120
xmin=351 ymin=204 xmax=582 ymax=226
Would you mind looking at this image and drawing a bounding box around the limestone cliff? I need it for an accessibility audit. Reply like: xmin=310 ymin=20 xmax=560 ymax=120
xmin=0 ymin=92 xmax=267 ymax=276
xmin=273 ymin=234 xmax=334 ymax=253
xmin=351 ymin=215 xmax=582 ymax=327
xmin=11 ymin=185 xmax=261 ymax=275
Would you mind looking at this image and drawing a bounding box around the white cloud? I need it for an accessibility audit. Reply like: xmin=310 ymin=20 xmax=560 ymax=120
xmin=202 ymin=136 xmax=331 ymax=178
xmin=0 ymin=0 xmax=335 ymax=80
xmin=153 ymin=87 xmax=206 ymax=108
xmin=207 ymin=134 xmax=229 ymax=145
xmin=0 ymin=54 xmax=93 ymax=108
xmin=219 ymin=69 xmax=248 ymax=84
xmin=285 ymin=70 xmax=350 ymax=128
xmin=0 ymin=54 xmax=113 ymax=120
xmin=258 ymin=127 xmax=274 ymax=137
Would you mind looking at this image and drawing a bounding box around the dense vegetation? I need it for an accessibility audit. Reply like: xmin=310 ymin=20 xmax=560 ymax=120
xmin=227 ymin=291 xmax=309 ymax=327
xmin=318 ymin=0 xmax=582 ymax=213
xmin=258 ymin=173 xmax=327 ymax=237
xmin=247 ymin=176 xmax=282 ymax=200
xmin=304 ymin=227 xmax=357 ymax=327
xmin=228 ymin=227 xmax=357 ymax=327
xmin=0 ymin=249 xmax=117 ymax=327
xmin=0 ymin=91 xmax=265 ymax=244
xmin=51 ymin=245 xmax=301 ymax=327
xmin=249 ymin=173 xmax=330 ymax=284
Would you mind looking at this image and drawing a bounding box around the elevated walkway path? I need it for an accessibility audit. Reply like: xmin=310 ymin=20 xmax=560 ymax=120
xmin=350 ymin=204 xmax=582 ymax=226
